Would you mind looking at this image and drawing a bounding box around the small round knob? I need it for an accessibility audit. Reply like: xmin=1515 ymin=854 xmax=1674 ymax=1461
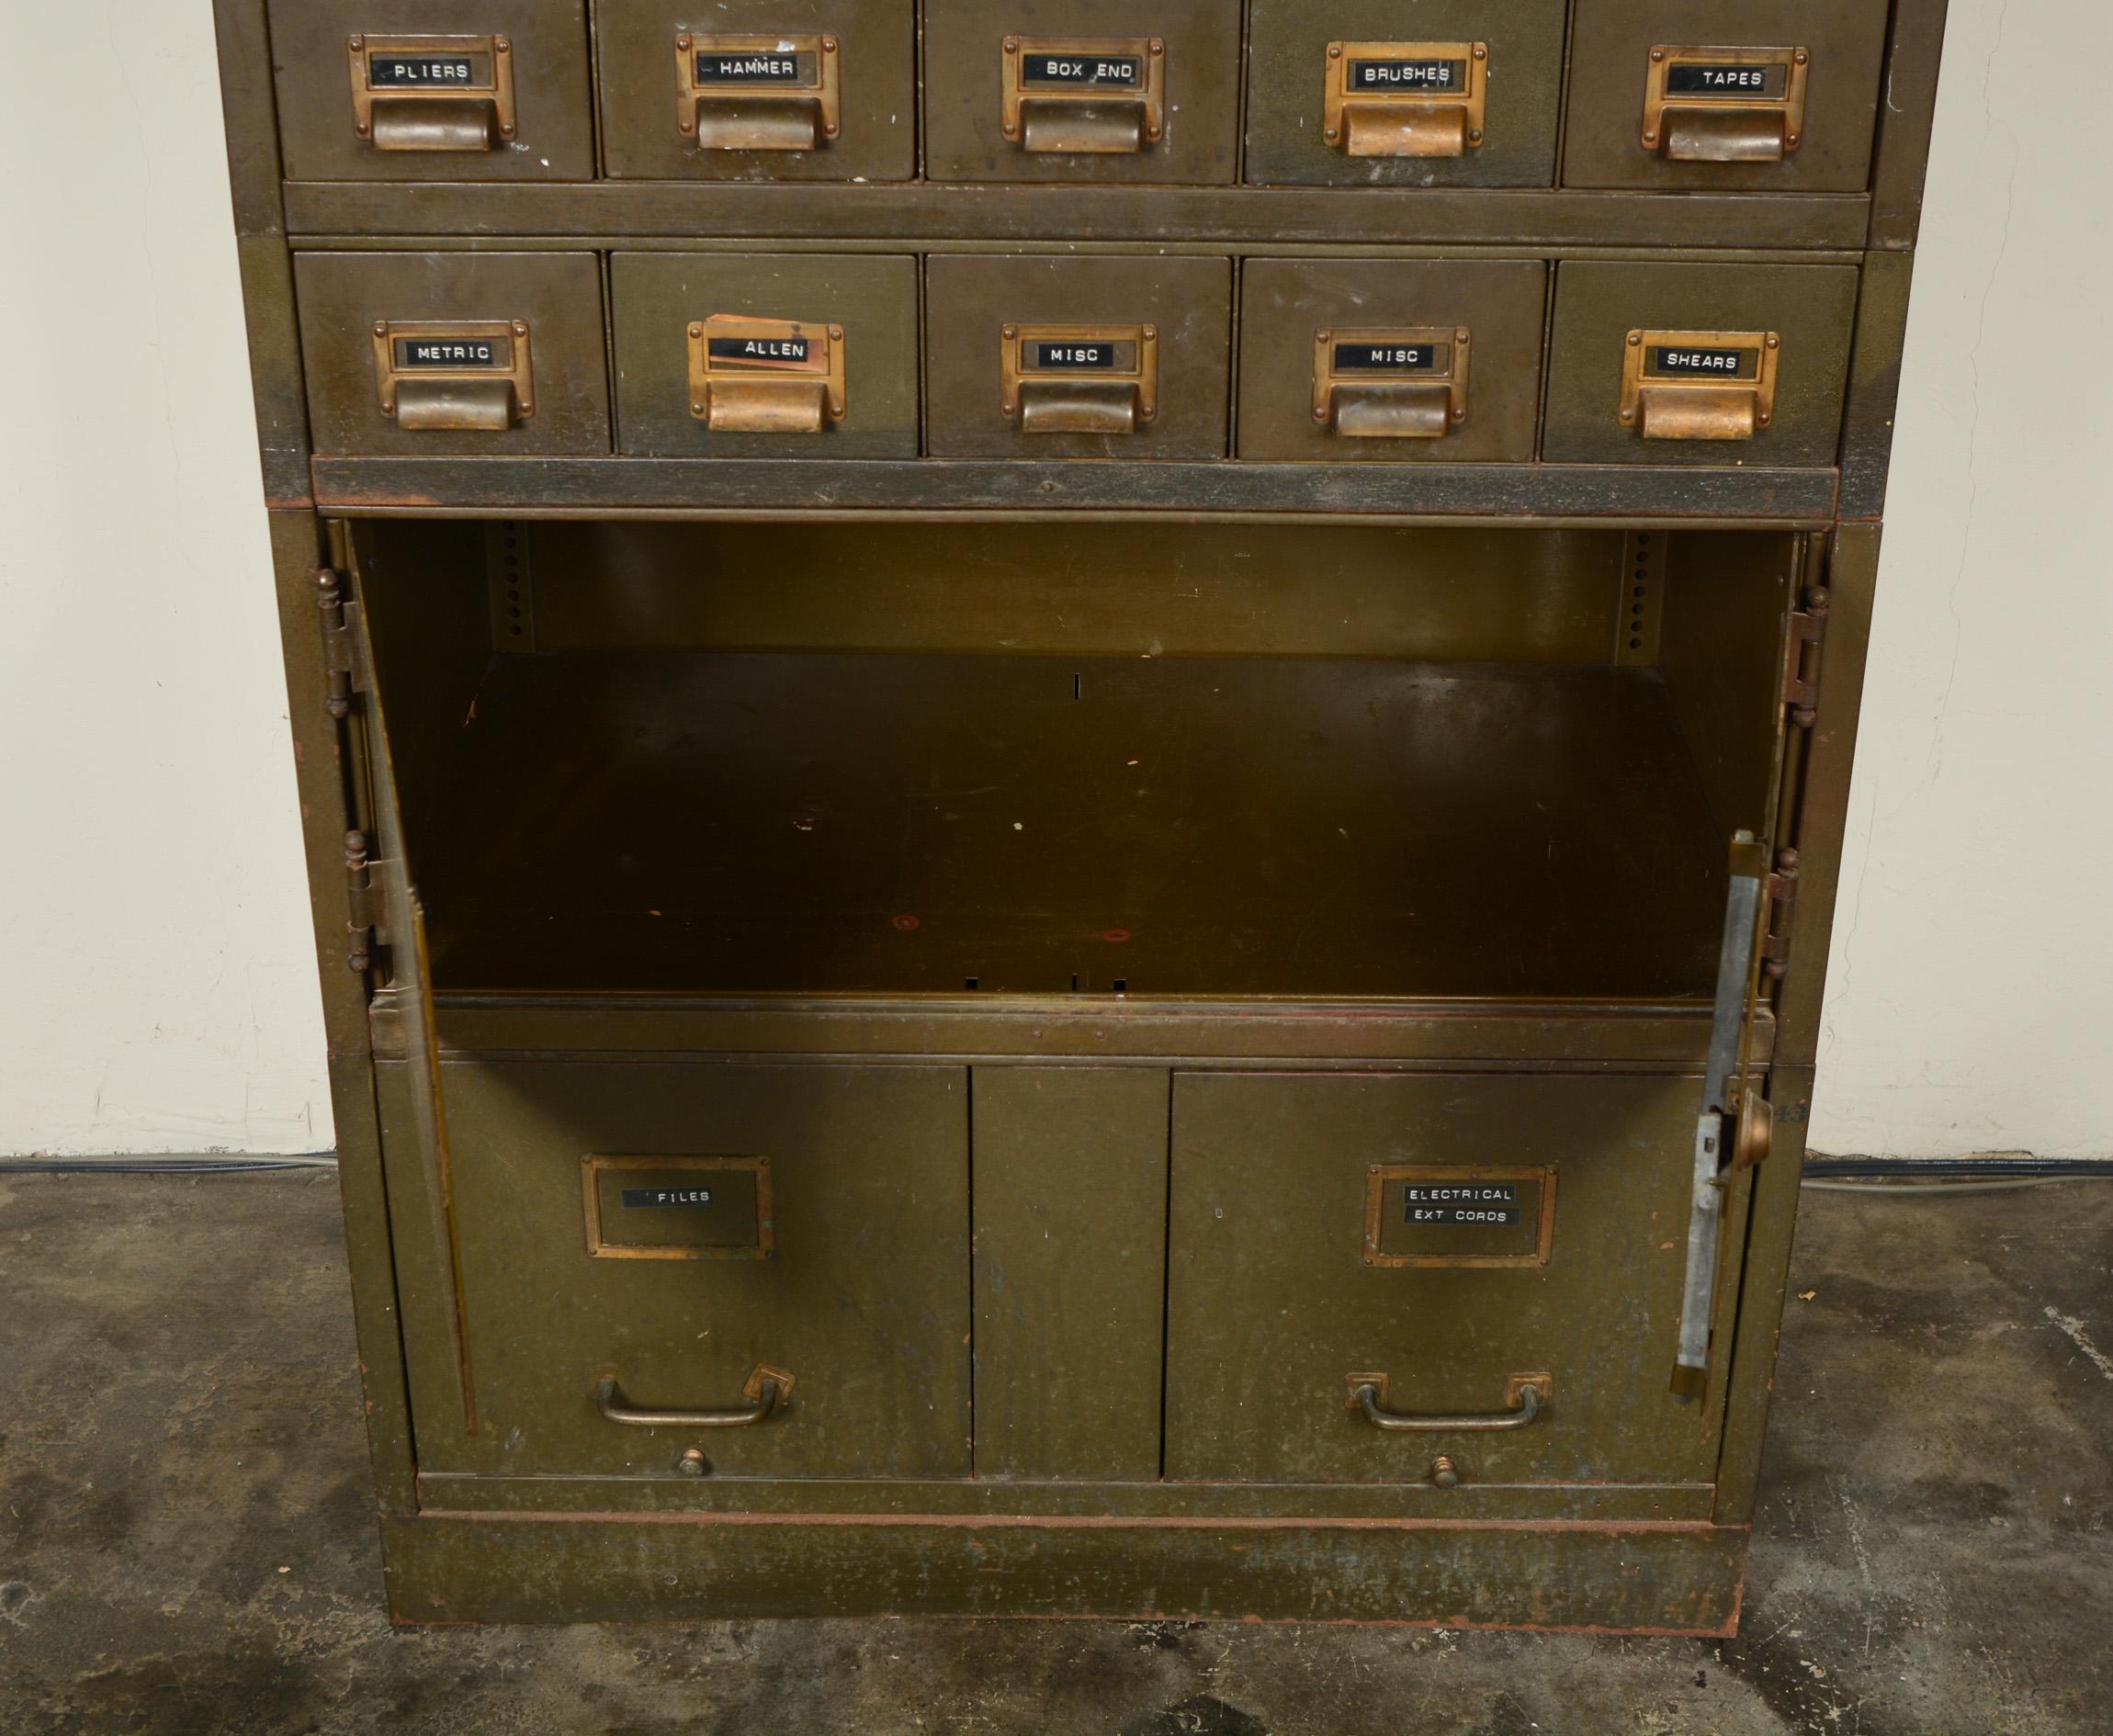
xmin=676 ymin=1448 xmax=708 ymax=1478
xmin=1429 ymin=1455 xmax=1461 ymax=1490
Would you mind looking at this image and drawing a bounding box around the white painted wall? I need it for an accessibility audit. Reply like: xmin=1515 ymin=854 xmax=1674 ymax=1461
xmin=0 ymin=1 xmax=2103 ymax=1157
xmin=0 ymin=1 xmax=332 ymax=1155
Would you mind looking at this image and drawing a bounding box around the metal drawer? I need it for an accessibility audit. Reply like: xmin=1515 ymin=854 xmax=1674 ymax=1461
xmin=925 ymin=254 xmax=1232 ymax=459
xmin=611 ymin=253 xmax=921 ymax=457
xmin=596 ymin=0 xmax=917 ymax=180
xmin=387 ymin=1060 xmax=972 ymax=1480
xmin=1245 ymin=0 xmax=1567 ymax=187
xmin=1563 ymin=0 xmax=1893 ymax=192
xmin=1542 ymin=260 xmax=1859 ymax=468
xmin=294 ymin=251 xmax=610 ymax=457
xmin=267 ymin=0 xmax=594 ymax=181
xmin=1237 ymin=259 xmax=1546 ymax=463
xmin=1164 ymin=1073 xmax=1743 ymax=1487
xmin=921 ymin=0 xmax=1243 ymax=184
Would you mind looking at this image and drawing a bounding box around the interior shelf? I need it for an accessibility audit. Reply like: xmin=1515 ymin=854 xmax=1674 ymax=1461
xmin=412 ymin=650 xmax=1732 ymax=1002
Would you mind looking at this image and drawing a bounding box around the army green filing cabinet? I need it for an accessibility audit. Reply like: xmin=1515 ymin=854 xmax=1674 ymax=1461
xmin=217 ymin=0 xmax=1951 ymax=1629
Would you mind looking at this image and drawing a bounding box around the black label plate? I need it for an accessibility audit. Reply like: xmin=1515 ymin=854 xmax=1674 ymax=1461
xmin=368 ymin=53 xmax=485 ymax=89
xmin=621 ymin=1186 xmax=717 ymax=1210
xmin=1032 ymin=340 xmax=1120 ymax=371
xmin=1334 ymin=341 xmax=1442 ymax=374
xmin=1665 ymin=62 xmax=1788 ymax=99
xmin=397 ymin=338 xmax=503 ymax=368
xmin=1349 ymin=59 xmax=1467 ymax=94
xmin=707 ymin=334 xmax=814 ymax=366
xmin=1021 ymin=52 xmax=1146 ymax=90
xmin=1650 ymin=345 xmax=1757 ymax=378
xmin=695 ymin=51 xmax=812 ymax=86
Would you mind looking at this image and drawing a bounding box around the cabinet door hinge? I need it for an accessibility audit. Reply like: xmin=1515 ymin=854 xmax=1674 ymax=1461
xmin=316 ymin=569 xmax=367 ymax=719
xmin=1783 ymin=585 xmax=1830 ymax=720
xmin=343 ymin=829 xmax=381 ymax=975
xmin=1761 ymin=848 xmax=1801 ymax=982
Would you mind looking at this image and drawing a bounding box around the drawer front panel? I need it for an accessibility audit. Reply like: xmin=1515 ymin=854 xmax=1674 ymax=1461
xmin=267 ymin=0 xmax=594 ymax=181
xmin=1164 ymin=1073 xmax=1738 ymax=1487
xmin=1563 ymin=0 xmax=1893 ymax=192
xmin=1245 ymin=0 xmax=1567 ymax=188
xmin=612 ymin=253 xmax=921 ymax=457
xmin=1237 ymin=259 xmax=1546 ymax=463
xmin=295 ymin=252 xmax=610 ymax=457
xmin=393 ymin=1061 xmax=971 ymax=1480
xmin=921 ymin=0 xmax=1243 ymax=184
xmin=596 ymin=0 xmax=917 ymax=181
xmin=925 ymin=254 xmax=1232 ymax=459
xmin=1543 ymin=261 xmax=1858 ymax=468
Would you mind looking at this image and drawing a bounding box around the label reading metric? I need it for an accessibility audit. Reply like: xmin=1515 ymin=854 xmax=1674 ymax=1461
xmin=621 ymin=1187 xmax=717 ymax=1210
xmin=1665 ymin=62 xmax=1788 ymax=99
xmin=1350 ymin=59 xmax=1466 ymax=94
xmin=398 ymin=338 xmax=501 ymax=367
xmin=1651 ymin=345 xmax=1756 ymax=378
xmin=1021 ymin=52 xmax=1146 ymax=89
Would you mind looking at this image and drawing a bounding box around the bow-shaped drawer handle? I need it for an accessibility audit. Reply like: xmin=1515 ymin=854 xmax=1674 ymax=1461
xmin=1346 ymin=1371 xmax=1548 ymax=1433
xmin=595 ymin=1365 xmax=794 ymax=1428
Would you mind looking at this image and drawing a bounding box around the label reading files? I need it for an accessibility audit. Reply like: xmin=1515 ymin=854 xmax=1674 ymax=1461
xmin=1404 ymin=1183 xmax=1520 ymax=1227
xmin=621 ymin=1187 xmax=716 ymax=1210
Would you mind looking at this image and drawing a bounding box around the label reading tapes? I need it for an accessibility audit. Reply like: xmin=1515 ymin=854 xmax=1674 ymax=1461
xmin=1022 ymin=52 xmax=1146 ymax=89
xmin=1349 ymin=59 xmax=1466 ymax=93
xmin=621 ymin=1187 xmax=717 ymax=1210
xmin=1665 ymin=62 xmax=1788 ymax=99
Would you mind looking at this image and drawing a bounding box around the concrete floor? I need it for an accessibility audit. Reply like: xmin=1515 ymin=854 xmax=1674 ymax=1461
xmin=0 ymin=1171 xmax=2107 ymax=1736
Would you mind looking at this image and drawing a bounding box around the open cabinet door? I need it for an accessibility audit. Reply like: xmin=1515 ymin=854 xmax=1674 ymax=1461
xmin=328 ymin=563 xmax=478 ymax=1439
xmin=1671 ymin=832 xmax=1774 ymax=1403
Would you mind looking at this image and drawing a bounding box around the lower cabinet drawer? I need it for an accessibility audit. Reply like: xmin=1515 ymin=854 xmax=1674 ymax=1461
xmin=1164 ymin=1072 xmax=1737 ymax=1487
xmin=387 ymin=1060 xmax=971 ymax=1480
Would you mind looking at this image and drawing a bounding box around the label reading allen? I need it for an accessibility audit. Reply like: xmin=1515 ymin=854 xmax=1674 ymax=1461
xmin=695 ymin=51 xmax=808 ymax=86
xmin=1021 ymin=53 xmax=1146 ymax=90
xmin=368 ymin=54 xmax=480 ymax=88
xmin=1665 ymin=62 xmax=1788 ymax=99
xmin=620 ymin=1187 xmax=717 ymax=1211
xmin=707 ymin=334 xmax=814 ymax=366
xmin=1404 ymin=1183 xmax=1520 ymax=1227
xmin=399 ymin=339 xmax=500 ymax=368
xmin=1033 ymin=341 xmax=1118 ymax=371
xmin=1349 ymin=59 xmax=1466 ymax=94
xmin=1334 ymin=342 xmax=1441 ymax=374
xmin=1651 ymin=345 xmax=1756 ymax=378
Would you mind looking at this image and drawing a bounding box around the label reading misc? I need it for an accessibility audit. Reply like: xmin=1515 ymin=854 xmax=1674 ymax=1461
xmin=397 ymin=337 xmax=503 ymax=368
xmin=368 ymin=53 xmax=487 ymax=88
xmin=1404 ymin=1185 xmax=1520 ymax=1227
xmin=1350 ymin=59 xmax=1467 ymax=94
xmin=1651 ymin=345 xmax=1757 ymax=378
xmin=707 ymin=334 xmax=814 ymax=366
xmin=1032 ymin=341 xmax=1120 ymax=371
xmin=1334 ymin=341 xmax=1442 ymax=374
xmin=621 ymin=1187 xmax=716 ymax=1210
xmin=1021 ymin=52 xmax=1147 ymax=89
xmin=695 ymin=51 xmax=812 ymax=86
xmin=1666 ymin=62 xmax=1790 ymax=99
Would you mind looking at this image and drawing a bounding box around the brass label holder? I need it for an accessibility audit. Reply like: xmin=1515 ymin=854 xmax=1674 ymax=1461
xmin=1620 ymin=330 xmax=1780 ymax=442
xmin=687 ymin=315 xmax=848 ymax=434
xmin=675 ymin=32 xmax=842 ymax=152
xmin=371 ymin=320 xmax=533 ymax=433
xmin=1314 ymin=328 xmax=1471 ymax=439
xmin=1002 ymin=37 xmax=1165 ymax=154
xmin=1324 ymin=41 xmax=1487 ymax=157
xmin=1642 ymin=46 xmax=1809 ymax=162
xmin=581 ymin=1156 xmax=775 ymax=1261
xmin=347 ymin=33 xmax=516 ymax=152
xmin=1362 ymin=1165 xmax=1556 ymax=1269
xmin=1000 ymin=324 xmax=1158 ymax=436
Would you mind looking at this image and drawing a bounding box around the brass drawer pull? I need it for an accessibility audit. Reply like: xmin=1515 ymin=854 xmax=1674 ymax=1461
xmin=1314 ymin=329 xmax=1470 ymax=440
xmin=1346 ymin=1371 xmax=1547 ymax=1433
xmin=1002 ymin=37 xmax=1165 ymax=155
xmin=372 ymin=320 xmax=534 ymax=433
xmin=1001 ymin=324 xmax=1158 ymax=435
xmin=595 ymin=1365 xmax=794 ymax=1428
xmin=1642 ymin=46 xmax=1810 ymax=163
xmin=348 ymin=34 xmax=517 ymax=153
xmin=676 ymin=32 xmax=842 ymax=152
xmin=1324 ymin=41 xmax=1487 ymax=158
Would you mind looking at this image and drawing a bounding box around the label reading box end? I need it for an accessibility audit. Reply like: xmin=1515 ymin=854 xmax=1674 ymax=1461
xmin=1021 ymin=53 xmax=1146 ymax=90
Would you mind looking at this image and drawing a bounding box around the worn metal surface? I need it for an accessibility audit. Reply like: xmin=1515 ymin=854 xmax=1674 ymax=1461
xmin=1562 ymin=0 xmax=1894 ymax=193
xmin=1544 ymin=261 xmax=1859 ymax=468
xmin=610 ymin=252 xmax=921 ymax=457
xmin=266 ymin=0 xmax=594 ymax=182
xmin=1246 ymin=0 xmax=1566 ymax=188
xmin=1236 ymin=259 xmax=1545 ymax=463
